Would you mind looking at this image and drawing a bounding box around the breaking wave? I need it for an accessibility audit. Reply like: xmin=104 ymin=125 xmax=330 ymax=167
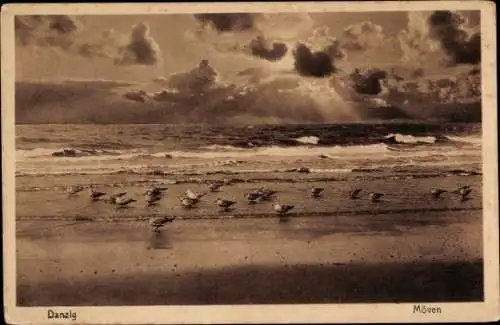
xmin=294 ymin=136 xmax=320 ymax=145
xmin=16 ymin=132 xmax=481 ymax=163
xmin=383 ymin=133 xmax=438 ymax=144
xmin=15 ymin=123 xmax=481 ymax=179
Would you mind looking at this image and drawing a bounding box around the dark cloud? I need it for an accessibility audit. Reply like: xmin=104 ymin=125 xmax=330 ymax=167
xmin=248 ymin=36 xmax=288 ymax=61
xmin=292 ymin=43 xmax=338 ymax=78
xmin=114 ymin=22 xmax=161 ymax=66
xmin=349 ymin=68 xmax=388 ymax=95
xmin=15 ymin=15 xmax=81 ymax=49
xmin=412 ymin=68 xmax=425 ymax=78
xmin=15 ymin=17 xmax=161 ymax=67
xmin=49 ymin=15 xmax=80 ymax=34
xmin=194 ymin=13 xmax=259 ymax=33
xmin=151 ymin=89 xmax=180 ymax=102
xmin=123 ymin=90 xmax=148 ymax=103
xmin=427 ymin=10 xmax=481 ymax=65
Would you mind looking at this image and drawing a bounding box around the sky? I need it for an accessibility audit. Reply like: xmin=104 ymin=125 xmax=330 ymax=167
xmin=13 ymin=10 xmax=482 ymax=124
xmin=15 ymin=11 xmax=480 ymax=82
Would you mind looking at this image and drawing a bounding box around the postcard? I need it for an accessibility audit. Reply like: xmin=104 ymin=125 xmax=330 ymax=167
xmin=2 ymin=1 xmax=499 ymax=324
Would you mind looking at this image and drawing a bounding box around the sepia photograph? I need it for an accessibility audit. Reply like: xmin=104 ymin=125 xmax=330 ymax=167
xmin=2 ymin=1 xmax=498 ymax=324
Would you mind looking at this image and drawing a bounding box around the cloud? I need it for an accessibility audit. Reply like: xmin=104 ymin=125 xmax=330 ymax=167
xmin=353 ymin=69 xmax=388 ymax=95
xmin=15 ymin=15 xmax=81 ymax=49
xmin=114 ymin=22 xmax=161 ymax=66
xmin=191 ymin=13 xmax=313 ymax=63
xmin=152 ymin=76 xmax=169 ymax=85
xmin=76 ymin=23 xmax=161 ymax=66
xmin=397 ymin=11 xmax=480 ymax=66
xmin=289 ymin=26 xmax=350 ymax=78
xmin=16 ymin=16 xmax=161 ymax=67
xmin=341 ymin=21 xmax=385 ymax=51
xmin=343 ymin=68 xmax=389 ymax=95
xmin=16 ymin=69 xmax=482 ymax=125
xmin=412 ymin=68 xmax=425 ymax=78
xmin=197 ymin=13 xmax=313 ymax=39
xmin=77 ymin=29 xmax=121 ymax=58
xmin=292 ymin=31 xmax=346 ymax=78
xmin=194 ymin=13 xmax=260 ymax=33
xmin=123 ymin=90 xmax=148 ymax=103
xmin=427 ymin=10 xmax=481 ymax=65
xmin=293 ymin=43 xmax=338 ymax=77
xmin=248 ymin=36 xmax=288 ymax=61
xmin=397 ymin=12 xmax=439 ymax=64
xmin=308 ymin=27 xmax=346 ymax=60
xmin=156 ymin=59 xmax=221 ymax=93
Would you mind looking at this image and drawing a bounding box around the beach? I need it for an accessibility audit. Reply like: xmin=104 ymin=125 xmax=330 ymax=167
xmin=15 ymin=123 xmax=483 ymax=305
xmin=16 ymin=172 xmax=483 ymax=306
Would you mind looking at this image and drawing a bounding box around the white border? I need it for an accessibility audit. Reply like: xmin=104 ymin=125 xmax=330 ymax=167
xmin=2 ymin=2 xmax=499 ymax=324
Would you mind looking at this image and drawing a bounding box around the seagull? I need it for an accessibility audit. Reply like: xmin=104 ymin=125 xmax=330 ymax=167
xmin=66 ymin=185 xmax=84 ymax=196
xmin=311 ymin=187 xmax=324 ymax=198
xmin=104 ymin=192 xmax=127 ymax=204
xmin=246 ymin=192 xmax=262 ymax=204
xmin=216 ymin=198 xmax=236 ymax=212
xmin=452 ymin=185 xmax=471 ymax=194
xmin=369 ymin=192 xmax=384 ymax=203
xmin=257 ymin=187 xmax=277 ymax=201
xmin=186 ymin=189 xmax=206 ymax=201
xmin=349 ymin=188 xmax=362 ymax=199
xmin=208 ymin=182 xmax=223 ymax=192
xmin=145 ymin=192 xmax=162 ymax=207
xmin=274 ymin=203 xmax=295 ymax=215
xmin=89 ymin=187 xmax=106 ymax=201
xmin=458 ymin=187 xmax=472 ymax=201
xmin=180 ymin=197 xmax=198 ymax=209
xmin=450 ymin=185 xmax=472 ymax=201
xmin=115 ymin=196 xmax=136 ymax=208
xmin=149 ymin=216 xmax=175 ymax=232
xmin=431 ymin=189 xmax=448 ymax=199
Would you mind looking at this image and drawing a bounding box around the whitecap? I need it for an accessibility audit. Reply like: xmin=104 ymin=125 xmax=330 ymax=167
xmin=294 ymin=136 xmax=320 ymax=145
xmin=385 ymin=133 xmax=437 ymax=144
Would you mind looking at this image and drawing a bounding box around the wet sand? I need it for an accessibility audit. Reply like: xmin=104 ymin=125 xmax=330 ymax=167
xmin=16 ymin=174 xmax=483 ymax=305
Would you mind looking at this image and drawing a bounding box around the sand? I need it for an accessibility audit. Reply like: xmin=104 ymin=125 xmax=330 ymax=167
xmin=16 ymin=173 xmax=483 ymax=306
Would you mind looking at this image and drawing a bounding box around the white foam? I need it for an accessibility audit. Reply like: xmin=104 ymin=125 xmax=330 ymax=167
xmin=445 ymin=135 xmax=482 ymax=145
xmin=15 ymin=148 xmax=148 ymax=162
xmin=385 ymin=133 xmax=437 ymax=144
xmin=294 ymin=136 xmax=320 ymax=145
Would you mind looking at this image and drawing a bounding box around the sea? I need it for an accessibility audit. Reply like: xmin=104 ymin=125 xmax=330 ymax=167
xmin=16 ymin=123 xmax=482 ymax=178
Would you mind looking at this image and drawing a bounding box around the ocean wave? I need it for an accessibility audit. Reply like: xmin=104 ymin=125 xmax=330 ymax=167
xmin=294 ymin=136 xmax=320 ymax=145
xmin=200 ymin=145 xmax=250 ymax=151
xmin=18 ymin=143 xmax=395 ymax=161
xmin=17 ymin=138 xmax=482 ymax=165
xmin=16 ymin=147 xmax=152 ymax=162
xmin=445 ymin=135 xmax=482 ymax=146
xmin=383 ymin=133 xmax=437 ymax=144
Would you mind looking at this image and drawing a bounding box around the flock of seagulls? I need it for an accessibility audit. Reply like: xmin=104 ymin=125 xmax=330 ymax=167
xmin=63 ymin=182 xmax=473 ymax=230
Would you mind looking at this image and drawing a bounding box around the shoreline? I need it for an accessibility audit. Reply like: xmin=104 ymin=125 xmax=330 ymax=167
xmin=15 ymin=206 xmax=483 ymax=222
